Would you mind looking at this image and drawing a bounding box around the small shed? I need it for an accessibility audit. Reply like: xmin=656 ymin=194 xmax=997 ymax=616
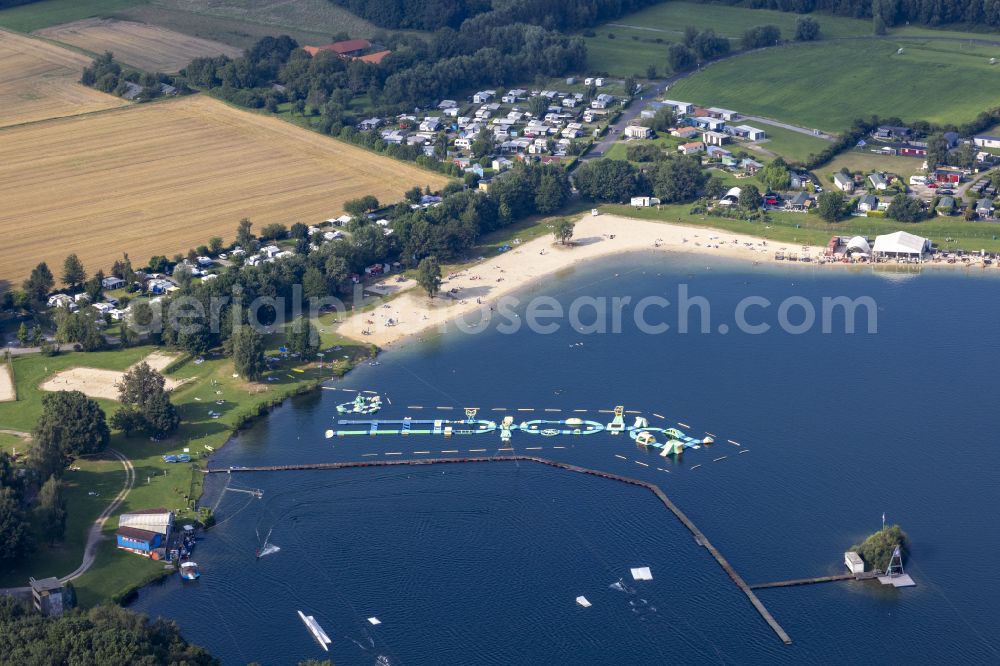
xmin=29 ymin=577 xmax=65 ymax=617
xmin=844 ymin=551 xmax=865 ymax=574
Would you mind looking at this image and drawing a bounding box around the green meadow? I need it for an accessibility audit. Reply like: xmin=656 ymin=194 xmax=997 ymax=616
xmin=668 ymin=39 xmax=1000 ymax=132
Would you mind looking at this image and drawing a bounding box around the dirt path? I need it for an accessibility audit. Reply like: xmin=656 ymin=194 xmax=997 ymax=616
xmin=0 ymin=448 xmax=134 ymax=596
xmin=60 ymin=449 xmax=135 ymax=583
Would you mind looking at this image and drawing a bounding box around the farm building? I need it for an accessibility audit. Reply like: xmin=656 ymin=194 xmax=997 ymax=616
xmin=624 ymin=124 xmax=652 ymax=139
xmin=833 ymin=172 xmax=855 ymax=192
xmin=702 ymin=130 xmax=729 ymax=146
xmin=733 ymin=125 xmax=766 ymax=141
xmin=663 ymin=100 xmax=694 ymax=115
xmin=691 ymin=116 xmax=725 ymax=131
xmin=707 ymin=107 xmax=739 ymax=121
xmin=872 ymin=230 xmax=931 ymax=257
xmin=974 ymin=135 xmax=1000 ymax=149
xmin=303 ymin=39 xmax=371 ymax=57
xmin=358 ymin=50 xmax=390 ymax=64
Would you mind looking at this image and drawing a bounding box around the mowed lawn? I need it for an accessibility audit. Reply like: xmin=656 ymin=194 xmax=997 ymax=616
xmin=0 ymin=28 xmax=126 ymax=128
xmin=668 ymin=39 xmax=1000 ymax=132
xmin=0 ymin=94 xmax=449 ymax=284
xmin=746 ymin=121 xmax=832 ymax=163
xmin=584 ymin=2 xmax=873 ymax=76
xmin=606 ymin=2 xmax=873 ymax=40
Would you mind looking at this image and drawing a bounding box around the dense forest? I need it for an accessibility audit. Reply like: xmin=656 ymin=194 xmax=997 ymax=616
xmin=0 ymin=596 xmax=218 ymax=666
xmin=330 ymin=0 xmax=668 ymax=31
xmin=185 ymin=26 xmax=585 ymax=113
xmin=704 ymin=0 xmax=1000 ymax=28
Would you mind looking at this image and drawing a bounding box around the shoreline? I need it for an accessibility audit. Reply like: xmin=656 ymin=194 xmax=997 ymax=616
xmin=336 ymin=213 xmax=992 ymax=348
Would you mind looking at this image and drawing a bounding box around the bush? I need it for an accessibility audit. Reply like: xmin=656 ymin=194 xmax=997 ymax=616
xmin=852 ymin=525 xmax=909 ymax=572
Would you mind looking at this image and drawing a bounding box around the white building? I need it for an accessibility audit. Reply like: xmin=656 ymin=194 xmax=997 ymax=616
xmin=845 ymin=551 xmax=865 ymax=574
xmin=624 ymin=124 xmax=652 ymax=139
xmin=119 ymin=508 xmax=173 ymax=541
xmin=973 ymin=135 xmax=1000 ymax=149
xmin=872 ymin=230 xmax=931 ymax=257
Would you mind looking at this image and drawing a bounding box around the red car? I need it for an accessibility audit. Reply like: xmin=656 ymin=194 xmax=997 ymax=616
xmin=927 ymin=183 xmax=938 ymax=188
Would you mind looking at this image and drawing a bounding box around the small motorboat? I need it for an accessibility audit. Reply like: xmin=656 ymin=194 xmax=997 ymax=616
xmin=179 ymin=561 xmax=201 ymax=580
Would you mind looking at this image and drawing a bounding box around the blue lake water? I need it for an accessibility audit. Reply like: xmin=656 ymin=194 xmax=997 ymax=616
xmin=132 ymin=252 xmax=1000 ymax=664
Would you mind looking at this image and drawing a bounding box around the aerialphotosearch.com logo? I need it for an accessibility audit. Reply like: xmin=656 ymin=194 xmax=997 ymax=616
xmin=123 ymin=283 xmax=877 ymax=340
xmin=448 ymin=284 xmax=879 ymax=336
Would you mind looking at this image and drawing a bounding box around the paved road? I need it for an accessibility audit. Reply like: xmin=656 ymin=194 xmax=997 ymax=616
xmin=741 ymin=116 xmax=836 ymax=141
xmin=0 ymin=448 xmax=134 ymax=596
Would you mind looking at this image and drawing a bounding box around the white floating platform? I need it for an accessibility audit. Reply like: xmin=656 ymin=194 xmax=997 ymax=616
xmin=630 ymin=567 xmax=653 ymax=581
xmin=576 ymin=596 xmax=592 ymax=608
xmin=877 ymin=573 xmax=916 ymax=587
xmin=367 ymin=617 xmax=382 ymax=625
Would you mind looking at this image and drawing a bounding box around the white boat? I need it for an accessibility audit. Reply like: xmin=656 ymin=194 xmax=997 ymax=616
xmin=179 ymin=561 xmax=200 ymax=580
xmin=297 ymin=610 xmax=332 ymax=651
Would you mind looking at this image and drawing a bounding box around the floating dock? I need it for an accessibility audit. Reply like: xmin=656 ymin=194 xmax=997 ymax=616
xmin=211 ymin=456 xmax=792 ymax=645
xmin=297 ymin=610 xmax=332 ymax=651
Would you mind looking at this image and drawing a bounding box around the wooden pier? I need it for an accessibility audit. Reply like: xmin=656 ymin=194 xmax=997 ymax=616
xmin=751 ymin=573 xmax=866 ymax=589
xmin=208 ymin=455 xmax=793 ymax=645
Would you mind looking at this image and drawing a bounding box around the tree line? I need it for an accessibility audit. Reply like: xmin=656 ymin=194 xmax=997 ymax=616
xmin=184 ymin=25 xmax=584 ymax=119
xmin=697 ymin=0 xmax=1000 ymax=30
xmin=573 ymin=156 xmax=708 ymax=204
xmin=81 ymin=52 xmax=190 ymax=102
xmin=331 ymin=0 xmax=668 ymax=31
xmin=0 ymin=595 xmax=218 ymax=665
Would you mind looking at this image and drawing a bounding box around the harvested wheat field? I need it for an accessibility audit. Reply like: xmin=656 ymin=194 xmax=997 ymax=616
xmin=0 ymin=28 xmax=127 ymax=128
xmin=39 ymin=351 xmax=183 ymax=401
xmin=37 ymin=18 xmax=242 ymax=73
xmin=0 ymin=95 xmax=449 ymax=284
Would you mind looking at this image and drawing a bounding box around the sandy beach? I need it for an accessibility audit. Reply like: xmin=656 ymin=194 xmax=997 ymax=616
xmin=337 ymin=214 xmax=824 ymax=347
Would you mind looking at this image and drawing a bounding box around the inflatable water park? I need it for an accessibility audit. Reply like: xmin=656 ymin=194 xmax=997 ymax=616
xmin=325 ymin=404 xmax=714 ymax=456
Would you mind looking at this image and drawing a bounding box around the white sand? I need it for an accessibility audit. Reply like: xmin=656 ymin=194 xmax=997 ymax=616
xmin=0 ymin=362 xmax=14 ymax=402
xmin=39 ymin=351 xmax=185 ymax=401
xmin=337 ymin=214 xmax=824 ymax=347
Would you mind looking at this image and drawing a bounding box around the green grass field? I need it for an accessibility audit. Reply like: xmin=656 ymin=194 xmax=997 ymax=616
xmin=584 ymin=2 xmax=875 ymax=77
xmin=0 ymin=0 xmax=144 ymax=32
xmin=0 ymin=336 xmax=374 ymax=603
xmin=745 ymin=122 xmax=832 ymax=163
xmin=668 ymin=39 xmax=1000 ymax=132
xmin=0 ymin=0 xmax=385 ymax=48
xmin=823 ymin=150 xmax=925 ymax=180
xmin=607 ymin=2 xmax=874 ymax=40
xmin=604 ymin=202 xmax=1000 ymax=252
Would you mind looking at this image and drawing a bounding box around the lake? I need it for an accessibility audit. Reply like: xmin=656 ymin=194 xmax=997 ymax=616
xmin=132 ymin=251 xmax=1000 ymax=665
